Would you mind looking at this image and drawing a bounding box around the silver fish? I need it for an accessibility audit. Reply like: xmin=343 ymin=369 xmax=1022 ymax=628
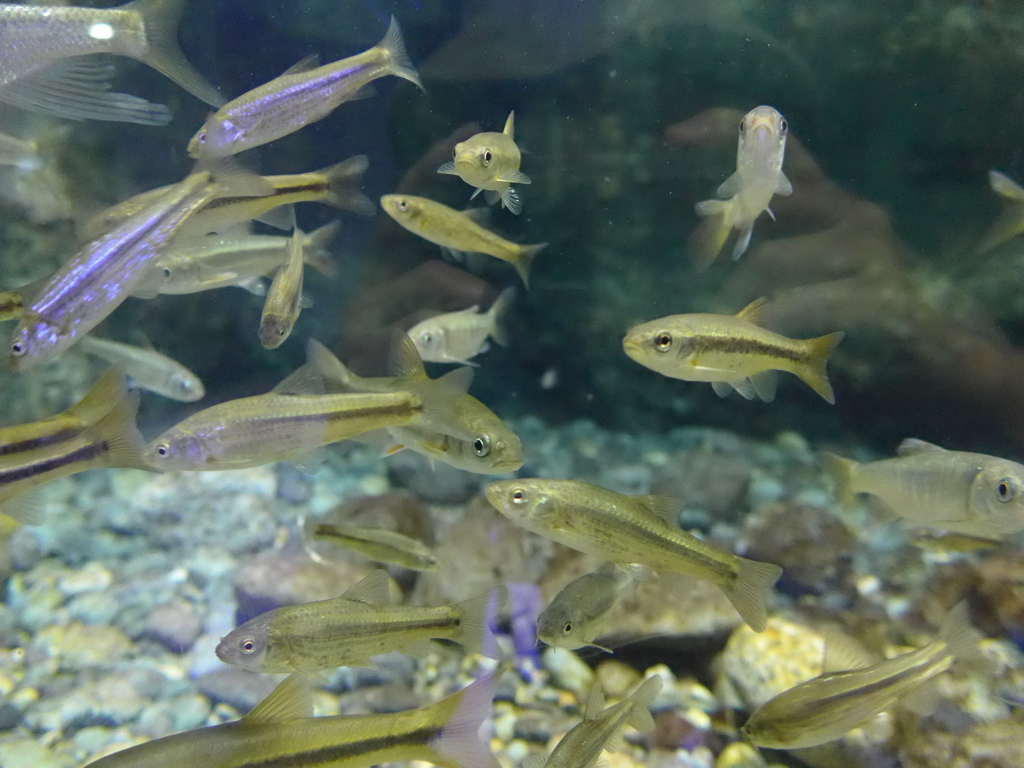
xmin=78 ymin=336 xmax=204 ymax=402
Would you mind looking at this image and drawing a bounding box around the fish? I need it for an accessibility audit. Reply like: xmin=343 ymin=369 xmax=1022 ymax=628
xmin=537 ymin=561 xmax=631 ymax=652
xmin=380 ymin=194 xmax=547 ymax=287
xmin=143 ymin=345 xmax=471 ymax=472
xmin=0 ymin=0 xmax=224 ymax=125
xmin=906 ymin=529 xmax=1002 ymax=554
xmin=530 ymin=677 xmax=662 ymax=768
xmin=0 ymin=368 xmax=152 ymax=525
xmin=83 ymin=156 xmax=372 ymax=243
xmin=437 ymin=111 xmax=531 ymax=214
xmin=216 ymin=570 xmax=504 ymax=673
xmin=622 ymin=297 xmax=844 ymax=403
xmin=258 ymin=219 xmax=305 ymax=349
xmin=822 ymin=438 xmax=1024 ymax=539
xmin=78 ymin=336 xmax=204 ymax=402
xmin=307 ymin=338 xmax=523 ymax=474
xmin=741 ymin=602 xmax=982 ymax=749
xmin=131 ymin=221 xmax=338 ymax=297
xmin=305 ymin=519 xmax=439 ymax=571
xmin=186 ymin=16 xmax=421 ymax=157
xmin=0 ymin=130 xmax=40 ymax=171
xmin=406 ymin=286 xmax=515 ymax=365
xmin=8 ymin=165 xmax=238 ymax=371
xmin=977 ymin=170 xmax=1024 ymax=253
xmin=84 ymin=669 xmax=500 ymax=768
xmin=485 ymin=479 xmax=783 ymax=632
xmin=693 ymin=105 xmax=792 ymax=267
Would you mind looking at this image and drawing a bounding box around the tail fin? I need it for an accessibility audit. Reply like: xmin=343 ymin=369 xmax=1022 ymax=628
xmin=512 ymin=243 xmax=547 ymax=289
xmin=725 ymin=557 xmax=782 ymax=633
xmin=66 ymin=368 xmax=127 ymax=425
xmin=692 ymin=198 xmax=733 ymax=270
xmin=303 ymin=222 xmax=341 ymax=277
xmin=378 ymin=16 xmax=424 ymax=92
xmin=938 ymin=600 xmax=985 ymax=664
xmin=795 ymin=331 xmax=844 ymax=404
xmin=321 ymin=156 xmax=375 ymax=216
xmin=91 ymin=389 xmax=154 ymax=472
xmin=129 ymin=0 xmax=226 ymax=107
xmin=429 ymin=672 xmax=500 ymax=768
xmin=487 ymin=287 xmax=516 ymax=347
xmin=454 ymin=586 xmax=507 ymax=660
xmin=820 ymin=452 xmax=858 ymax=505
xmin=625 ymin=676 xmax=662 ymax=732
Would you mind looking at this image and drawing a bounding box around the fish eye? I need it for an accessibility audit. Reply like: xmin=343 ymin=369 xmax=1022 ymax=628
xmin=397 ymin=199 xmax=408 ymax=212
xmin=10 ymin=341 xmax=24 ymax=357
xmin=997 ymin=478 xmax=1016 ymax=502
xmin=197 ymin=132 xmax=206 ymax=144
xmin=421 ymin=331 xmax=432 ymax=343
xmin=738 ymin=119 xmax=746 ymax=133
xmin=473 ymin=435 xmax=491 ymax=457
xmin=780 ymin=119 xmax=789 ymax=134
xmin=482 ymin=150 xmax=492 ymax=166
xmin=155 ymin=443 xmax=171 ymax=458
xmin=241 ymin=638 xmax=256 ymax=653
xmin=277 ymin=328 xmax=285 ymax=336
xmin=655 ymin=332 xmax=672 ymax=352
xmin=563 ymin=622 xmax=572 ymax=634
xmin=511 ymin=489 xmax=525 ymax=504
xmin=162 ymin=267 xmax=172 ymax=277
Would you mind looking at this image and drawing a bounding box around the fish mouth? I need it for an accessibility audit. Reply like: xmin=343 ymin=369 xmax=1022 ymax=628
xmin=622 ymin=338 xmax=643 ymax=357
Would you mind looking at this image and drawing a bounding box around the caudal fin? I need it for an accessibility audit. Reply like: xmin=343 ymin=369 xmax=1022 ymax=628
xmin=692 ymin=198 xmax=733 ymax=270
xmin=455 ymin=586 xmax=507 ymax=660
xmin=429 ymin=672 xmax=501 ymax=768
xmin=129 ymin=0 xmax=226 ymax=107
xmin=625 ymin=676 xmax=662 ymax=732
xmin=66 ymin=368 xmax=128 ymax=425
xmin=820 ymin=451 xmax=858 ymax=505
xmin=938 ymin=600 xmax=985 ymax=664
xmin=91 ymin=389 xmax=154 ymax=472
xmin=487 ymin=287 xmax=516 ymax=347
xmin=795 ymin=331 xmax=844 ymax=404
xmin=725 ymin=557 xmax=782 ymax=633
xmin=321 ymin=156 xmax=375 ymax=216
xmin=379 ymin=16 xmax=423 ymax=91
xmin=303 ymin=222 xmax=341 ymax=277
xmin=512 ymin=243 xmax=547 ymax=289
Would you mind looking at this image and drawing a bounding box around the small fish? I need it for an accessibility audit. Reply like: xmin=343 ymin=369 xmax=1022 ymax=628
xmin=406 ymin=287 xmax=515 ymax=365
xmin=78 ymin=336 xmax=204 ymax=402
xmin=437 ymin=111 xmax=531 ymax=214
xmin=907 ymin=529 xmax=1001 ymax=554
xmin=486 ymin=479 xmax=782 ymax=632
xmin=307 ymin=338 xmax=523 ymax=474
xmin=693 ymin=105 xmax=792 ymax=267
xmin=0 ymin=0 xmax=224 ymax=125
xmin=187 ymin=16 xmax=421 ymax=157
xmin=144 ymin=344 xmax=470 ymax=472
xmin=84 ymin=156 xmax=372 ymax=243
xmin=133 ymin=222 xmax=338 ymax=297
xmin=977 ymin=170 xmax=1024 ymax=253
xmin=622 ymin=297 xmax=844 ymax=403
xmin=537 ymin=562 xmax=631 ymax=653
xmin=0 ymin=130 xmax=40 ymax=171
xmin=742 ymin=602 xmax=982 ymax=749
xmin=216 ymin=570 xmax=504 ymax=673
xmin=0 ymin=369 xmax=152 ymax=525
xmin=258 ymin=220 xmax=305 ymax=349
xmin=84 ymin=670 xmax=499 ymax=768
xmin=306 ymin=520 xmax=439 ymax=571
xmin=381 ymin=194 xmax=547 ymax=287
xmin=822 ymin=438 xmax=1024 ymax=539
xmin=531 ymin=677 xmax=661 ymax=768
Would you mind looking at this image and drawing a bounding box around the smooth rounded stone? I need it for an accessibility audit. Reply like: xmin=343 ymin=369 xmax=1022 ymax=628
xmin=600 ymin=464 xmax=653 ymax=495
xmin=0 ymin=736 xmax=76 ymax=768
xmin=0 ymin=604 xmax=22 ymax=647
xmin=651 ymin=448 xmax=753 ymax=523
xmin=73 ymin=725 xmax=122 ymax=756
xmin=66 ymin=590 xmax=120 ymax=625
xmin=385 ymin=450 xmax=482 ymax=504
xmin=30 ymin=622 xmax=132 ymax=671
xmin=651 ymin=709 xmax=709 ymax=751
xmin=542 ymin=647 xmax=594 ymax=695
xmin=276 ymin=462 xmax=313 ymax=504
xmin=170 ymin=692 xmax=212 ymax=731
xmin=596 ymin=659 xmax=642 ymax=699
xmin=737 ymin=502 xmax=855 ymax=591
xmin=902 ymin=718 xmax=1024 ymax=768
xmin=184 ymin=547 xmax=238 ymax=588
xmin=339 ymin=683 xmax=421 ymax=714
xmin=8 ymin=526 xmax=43 ymax=571
xmin=24 ymin=673 xmax=149 ymax=734
xmin=135 ymin=703 xmax=176 ymax=739
xmin=196 ymin=667 xmax=278 ymax=713
xmin=0 ymin=701 xmax=22 ymax=730
xmin=232 ymin=550 xmax=372 ymax=622
xmin=143 ymin=601 xmax=202 ymax=653
xmin=58 ymin=562 xmax=113 ymax=595
xmin=513 ymin=711 xmax=555 ymax=744
xmin=747 ymin=472 xmax=786 ymax=507
xmin=715 ymin=742 xmax=769 ymax=768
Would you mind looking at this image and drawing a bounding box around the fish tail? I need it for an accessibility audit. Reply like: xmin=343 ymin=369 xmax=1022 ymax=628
xmin=977 ymin=207 xmax=1024 ymax=254
xmin=487 ymin=287 xmax=516 ymax=347
xmin=725 ymin=557 xmax=782 ymax=633
xmin=303 ymin=221 xmax=341 ymax=277
xmin=0 ymin=492 xmax=45 ymax=527
xmin=512 ymin=243 xmax=548 ymax=289
xmin=938 ymin=601 xmax=985 ymax=664
xmin=624 ymin=676 xmax=662 ymax=732
xmin=127 ymin=0 xmax=226 ymax=107
xmin=455 ymin=585 xmax=507 ymax=659
xmin=794 ymin=331 xmax=845 ymax=403
xmin=91 ymin=388 xmax=153 ymax=472
xmin=819 ymin=452 xmax=858 ymax=505
xmin=321 ymin=155 xmax=375 ymax=216
xmin=429 ymin=672 xmax=500 ymax=768
xmin=692 ymin=198 xmax=735 ymax=270
xmin=66 ymin=368 xmax=129 ymax=425
xmin=378 ymin=16 xmax=424 ymax=92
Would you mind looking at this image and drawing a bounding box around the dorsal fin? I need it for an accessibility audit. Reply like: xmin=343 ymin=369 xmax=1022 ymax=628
xmin=272 ymin=364 xmax=325 ymax=396
xmin=735 ymin=296 xmax=769 ymax=325
xmin=896 ymin=438 xmax=945 ymax=457
xmin=341 ymin=570 xmax=392 ymax=605
xmin=503 ymin=110 xmax=515 ymax=139
xmin=389 ymin=333 xmax=428 ymax=380
xmin=635 ymin=495 xmax=682 ymax=526
xmin=821 ymin=629 xmax=878 ymax=674
xmin=280 ymin=54 xmax=321 ymax=78
xmin=243 ymin=674 xmax=312 ymax=723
